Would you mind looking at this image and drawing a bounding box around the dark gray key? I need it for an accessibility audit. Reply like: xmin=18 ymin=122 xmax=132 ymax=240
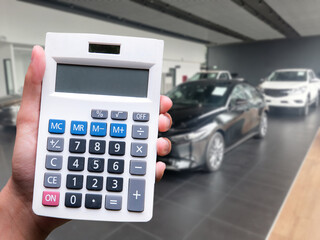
xmin=86 ymin=176 xmax=103 ymax=191
xmin=109 ymin=141 xmax=125 ymax=156
xmin=106 ymin=177 xmax=123 ymax=192
xmin=105 ymin=195 xmax=122 ymax=210
xmin=128 ymin=179 xmax=145 ymax=212
xmin=131 ymin=143 xmax=148 ymax=157
xmin=47 ymin=137 xmax=64 ymax=152
xmin=68 ymin=156 xmax=85 ymax=171
xmin=66 ymin=174 xmax=83 ymax=189
xmin=45 ymin=155 xmax=62 ymax=170
xmin=107 ymin=159 xmax=124 ymax=174
xmin=130 ymin=160 xmax=146 ymax=175
xmin=91 ymin=109 xmax=108 ymax=119
xmin=69 ymin=138 xmax=86 ymax=153
xmin=133 ymin=112 xmax=149 ymax=122
xmin=65 ymin=193 xmax=82 ymax=208
xmin=89 ymin=140 xmax=106 ymax=154
xmin=132 ymin=125 xmax=149 ymax=139
xmin=111 ymin=111 xmax=127 ymax=120
xmin=44 ymin=173 xmax=61 ymax=188
xmin=85 ymin=194 xmax=102 ymax=209
xmin=88 ymin=158 xmax=104 ymax=172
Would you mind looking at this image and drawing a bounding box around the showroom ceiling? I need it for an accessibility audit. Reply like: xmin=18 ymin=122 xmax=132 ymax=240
xmin=20 ymin=0 xmax=320 ymax=45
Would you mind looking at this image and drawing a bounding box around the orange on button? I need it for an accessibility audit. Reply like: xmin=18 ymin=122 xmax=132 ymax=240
xmin=42 ymin=191 xmax=60 ymax=206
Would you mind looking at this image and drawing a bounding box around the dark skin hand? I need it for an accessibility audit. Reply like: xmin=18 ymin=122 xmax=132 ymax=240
xmin=0 ymin=46 xmax=172 ymax=240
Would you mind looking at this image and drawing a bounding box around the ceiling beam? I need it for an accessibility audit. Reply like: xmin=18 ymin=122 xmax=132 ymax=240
xmin=231 ymin=0 xmax=300 ymax=38
xmin=18 ymin=0 xmax=211 ymax=45
xmin=131 ymin=0 xmax=254 ymax=42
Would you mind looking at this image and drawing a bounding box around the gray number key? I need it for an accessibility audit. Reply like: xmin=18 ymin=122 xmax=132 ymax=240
xmin=127 ymin=179 xmax=145 ymax=212
xmin=47 ymin=137 xmax=64 ymax=152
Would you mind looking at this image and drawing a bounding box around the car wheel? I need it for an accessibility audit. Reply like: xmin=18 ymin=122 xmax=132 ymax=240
xmin=205 ymin=132 xmax=224 ymax=172
xmin=255 ymin=111 xmax=267 ymax=139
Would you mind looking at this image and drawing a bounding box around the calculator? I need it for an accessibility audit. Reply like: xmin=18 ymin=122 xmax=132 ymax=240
xmin=32 ymin=33 xmax=164 ymax=222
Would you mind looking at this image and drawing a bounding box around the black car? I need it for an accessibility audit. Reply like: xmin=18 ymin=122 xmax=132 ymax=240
xmin=158 ymin=80 xmax=268 ymax=172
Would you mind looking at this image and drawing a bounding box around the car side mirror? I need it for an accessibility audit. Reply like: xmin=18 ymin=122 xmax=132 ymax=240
xmin=229 ymin=98 xmax=248 ymax=111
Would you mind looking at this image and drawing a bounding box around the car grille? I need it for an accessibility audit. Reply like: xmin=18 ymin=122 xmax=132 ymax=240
xmin=264 ymin=89 xmax=290 ymax=97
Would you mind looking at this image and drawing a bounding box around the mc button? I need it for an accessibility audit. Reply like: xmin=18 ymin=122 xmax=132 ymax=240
xmin=48 ymin=119 xmax=65 ymax=134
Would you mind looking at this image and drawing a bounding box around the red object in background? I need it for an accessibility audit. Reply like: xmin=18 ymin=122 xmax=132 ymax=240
xmin=182 ymin=75 xmax=188 ymax=83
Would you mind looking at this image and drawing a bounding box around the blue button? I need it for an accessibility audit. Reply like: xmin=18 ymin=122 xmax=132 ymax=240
xmin=90 ymin=122 xmax=107 ymax=137
xmin=48 ymin=119 xmax=65 ymax=134
xmin=71 ymin=121 xmax=87 ymax=135
xmin=110 ymin=123 xmax=126 ymax=138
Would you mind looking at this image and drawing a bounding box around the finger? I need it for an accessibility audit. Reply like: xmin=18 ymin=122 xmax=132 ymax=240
xmin=158 ymin=113 xmax=172 ymax=132
xmin=157 ymin=137 xmax=171 ymax=156
xmin=155 ymin=161 xmax=166 ymax=182
xmin=16 ymin=45 xmax=45 ymax=129
xmin=160 ymin=95 xmax=173 ymax=114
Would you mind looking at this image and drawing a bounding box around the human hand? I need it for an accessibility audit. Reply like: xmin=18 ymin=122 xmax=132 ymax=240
xmin=0 ymin=45 xmax=172 ymax=239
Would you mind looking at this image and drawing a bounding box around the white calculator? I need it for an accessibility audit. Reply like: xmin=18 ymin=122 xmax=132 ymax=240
xmin=32 ymin=32 xmax=163 ymax=222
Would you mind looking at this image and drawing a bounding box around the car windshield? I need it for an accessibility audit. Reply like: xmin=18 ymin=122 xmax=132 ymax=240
xmin=268 ymin=71 xmax=307 ymax=82
xmin=167 ymin=83 xmax=230 ymax=107
xmin=188 ymin=72 xmax=218 ymax=81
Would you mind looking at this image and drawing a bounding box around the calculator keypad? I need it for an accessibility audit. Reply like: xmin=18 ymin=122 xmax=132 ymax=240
xmin=43 ymin=110 xmax=150 ymax=213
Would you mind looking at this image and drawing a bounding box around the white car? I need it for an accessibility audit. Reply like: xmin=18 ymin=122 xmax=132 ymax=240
xmin=259 ymin=69 xmax=320 ymax=115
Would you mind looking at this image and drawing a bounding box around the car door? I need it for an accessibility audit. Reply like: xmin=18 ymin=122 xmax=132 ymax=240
xmin=223 ymin=84 xmax=252 ymax=146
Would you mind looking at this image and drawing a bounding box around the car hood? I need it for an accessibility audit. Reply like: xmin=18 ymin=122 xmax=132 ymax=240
xmin=166 ymin=104 xmax=225 ymax=132
xmin=261 ymin=81 xmax=307 ymax=89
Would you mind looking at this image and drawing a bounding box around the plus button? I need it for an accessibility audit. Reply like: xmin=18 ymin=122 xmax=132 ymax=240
xmin=133 ymin=190 xmax=141 ymax=200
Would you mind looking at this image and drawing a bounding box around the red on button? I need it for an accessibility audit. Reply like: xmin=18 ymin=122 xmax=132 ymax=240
xmin=42 ymin=191 xmax=60 ymax=206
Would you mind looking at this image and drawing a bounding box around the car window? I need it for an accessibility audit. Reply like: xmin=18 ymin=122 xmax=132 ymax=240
xmin=268 ymin=71 xmax=307 ymax=81
xmin=219 ymin=73 xmax=228 ymax=80
xmin=242 ymin=84 xmax=263 ymax=106
xmin=228 ymin=84 xmax=250 ymax=108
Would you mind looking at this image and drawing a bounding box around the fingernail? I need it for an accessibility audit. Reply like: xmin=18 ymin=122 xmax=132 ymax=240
xmin=161 ymin=114 xmax=171 ymax=129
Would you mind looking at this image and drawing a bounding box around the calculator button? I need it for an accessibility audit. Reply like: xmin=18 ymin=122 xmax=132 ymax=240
xmin=111 ymin=111 xmax=128 ymax=120
xmin=44 ymin=173 xmax=61 ymax=188
xmin=70 ymin=121 xmax=87 ymax=135
xmin=69 ymin=139 xmax=86 ymax=153
xmin=109 ymin=141 xmax=125 ymax=156
xmin=87 ymin=176 xmax=103 ymax=191
xmin=106 ymin=177 xmax=123 ymax=192
xmin=45 ymin=155 xmax=62 ymax=170
xmin=90 ymin=122 xmax=107 ymax=137
xmin=132 ymin=125 xmax=149 ymax=139
xmin=47 ymin=137 xmax=64 ymax=152
xmin=65 ymin=193 xmax=82 ymax=208
xmin=131 ymin=143 xmax=148 ymax=157
xmin=88 ymin=158 xmax=104 ymax=172
xmin=128 ymin=179 xmax=145 ymax=212
xmin=42 ymin=191 xmax=60 ymax=206
xmin=66 ymin=174 xmax=83 ymax=189
xmin=68 ymin=156 xmax=85 ymax=171
xmin=110 ymin=123 xmax=126 ymax=138
xmin=91 ymin=109 xmax=108 ymax=119
xmin=85 ymin=194 xmax=102 ymax=209
xmin=130 ymin=160 xmax=147 ymax=176
xmin=48 ymin=119 xmax=65 ymax=134
xmin=89 ymin=140 xmax=106 ymax=154
xmin=105 ymin=195 xmax=122 ymax=211
xmin=133 ymin=112 xmax=149 ymax=122
xmin=107 ymin=159 xmax=124 ymax=174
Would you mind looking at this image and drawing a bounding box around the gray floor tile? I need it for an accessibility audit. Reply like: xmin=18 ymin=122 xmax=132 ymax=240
xmin=165 ymin=182 xmax=226 ymax=214
xmin=230 ymin=180 xmax=287 ymax=209
xmin=105 ymin=224 xmax=160 ymax=240
xmin=132 ymin=200 xmax=203 ymax=240
xmin=211 ymin=196 xmax=278 ymax=236
xmin=185 ymin=217 xmax=264 ymax=240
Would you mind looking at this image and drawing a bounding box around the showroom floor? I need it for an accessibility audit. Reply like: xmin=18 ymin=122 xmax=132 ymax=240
xmin=1 ymin=106 xmax=320 ymax=240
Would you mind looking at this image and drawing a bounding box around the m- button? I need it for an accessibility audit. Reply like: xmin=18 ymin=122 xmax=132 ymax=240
xmin=133 ymin=112 xmax=149 ymax=122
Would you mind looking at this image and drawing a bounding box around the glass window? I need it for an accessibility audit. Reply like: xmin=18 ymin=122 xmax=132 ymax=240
xmin=268 ymin=71 xmax=307 ymax=82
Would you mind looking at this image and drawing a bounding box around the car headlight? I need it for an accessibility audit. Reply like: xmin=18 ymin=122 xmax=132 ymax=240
xmin=290 ymin=86 xmax=307 ymax=95
xmin=170 ymin=123 xmax=215 ymax=142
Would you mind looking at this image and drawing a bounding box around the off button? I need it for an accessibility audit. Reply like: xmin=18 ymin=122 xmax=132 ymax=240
xmin=133 ymin=112 xmax=149 ymax=122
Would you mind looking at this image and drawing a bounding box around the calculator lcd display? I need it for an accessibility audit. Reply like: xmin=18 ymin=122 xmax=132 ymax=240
xmin=55 ymin=64 xmax=149 ymax=97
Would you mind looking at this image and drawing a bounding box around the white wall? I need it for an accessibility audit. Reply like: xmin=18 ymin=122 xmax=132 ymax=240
xmin=0 ymin=0 xmax=206 ymax=95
